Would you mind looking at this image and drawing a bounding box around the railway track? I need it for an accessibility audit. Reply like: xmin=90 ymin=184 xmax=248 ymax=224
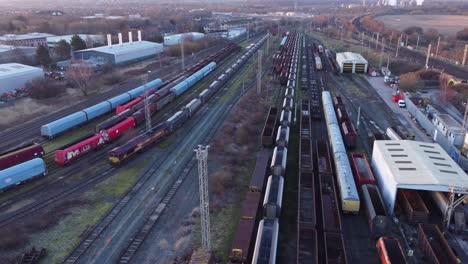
xmin=0 ymin=39 xmax=257 ymax=226
xmin=64 ymin=40 xmax=271 ymax=263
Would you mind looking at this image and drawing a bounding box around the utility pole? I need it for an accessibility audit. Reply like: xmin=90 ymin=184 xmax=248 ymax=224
xmin=376 ymin=32 xmax=380 ymax=49
xmin=386 ymin=54 xmax=390 ymax=70
xmin=257 ymin=49 xmax=263 ymax=96
xmin=416 ymin=35 xmax=420 ymax=51
xmin=379 ymin=38 xmax=385 ymax=68
xmin=195 ymin=145 xmax=211 ymax=250
xmin=356 ymin=106 xmax=361 ymax=130
xmin=463 ymin=100 xmax=468 ymax=129
xmin=435 ymin=36 xmax=441 ymax=57
xmin=425 ymin=44 xmax=432 ymax=69
xmin=395 ymin=36 xmax=401 ymax=58
xmin=144 ymin=71 xmax=152 ymax=131
xmin=462 ymin=44 xmax=468 ymax=66
xmin=266 ymin=32 xmax=270 ymax=55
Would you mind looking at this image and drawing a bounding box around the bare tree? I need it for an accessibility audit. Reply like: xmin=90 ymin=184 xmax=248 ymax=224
xmin=66 ymin=61 xmax=93 ymax=96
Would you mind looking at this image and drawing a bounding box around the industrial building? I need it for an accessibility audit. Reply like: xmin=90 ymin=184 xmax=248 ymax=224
xmin=0 ymin=63 xmax=43 ymax=94
xmin=163 ymin=32 xmax=205 ymax=46
xmin=0 ymin=33 xmax=56 ymax=47
xmin=432 ymin=114 xmax=466 ymax=148
xmin=47 ymin=34 xmax=105 ymax=48
xmin=0 ymin=45 xmax=36 ymax=64
xmin=336 ymin=52 xmax=368 ymax=73
xmin=73 ymin=39 xmax=163 ymax=65
xmin=371 ymin=140 xmax=468 ymax=214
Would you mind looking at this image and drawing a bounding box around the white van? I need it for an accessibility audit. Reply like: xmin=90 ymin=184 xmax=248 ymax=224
xmin=398 ymin=100 xmax=406 ymax=108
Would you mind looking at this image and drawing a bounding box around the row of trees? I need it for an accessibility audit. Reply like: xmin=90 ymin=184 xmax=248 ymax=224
xmin=35 ymin=34 xmax=88 ymax=67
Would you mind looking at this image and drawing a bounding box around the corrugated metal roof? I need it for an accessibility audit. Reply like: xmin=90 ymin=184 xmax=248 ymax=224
xmin=0 ymin=63 xmax=42 ymax=78
xmin=47 ymin=34 xmax=104 ymax=44
xmin=373 ymin=140 xmax=468 ymax=191
xmin=0 ymin=33 xmax=55 ymax=41
xmin=434 ymin=114 xmax=466 ymax=135
xmin=74 ymin=41 xmax=162 ymax=56
xmin=336 ymin=52 xmax=368 ymax=64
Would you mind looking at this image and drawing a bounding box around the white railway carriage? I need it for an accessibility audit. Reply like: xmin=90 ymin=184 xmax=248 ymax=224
xmin=322 ymin=91 xmax=360 ymax=213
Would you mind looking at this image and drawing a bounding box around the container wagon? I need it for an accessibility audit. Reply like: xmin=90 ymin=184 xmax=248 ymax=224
xmin=315 ymin=54 xmax=322 ymax=71
xmin=252 ymin=219 xmax=279 ymax=264
xmin=298 ymin=172 xmax=316 ymax=229
xmin=263 ymin=175 xmax=284 ymax=219
xmin=316 ymin=141 xmax=333 ymax=175
xmin=430 ymin=192 xmax=466 ymax=230
xmin=297 ymin=228 xmax=318 ymax=264
xmin=261 ymin=107 xmax=278 ymax=147
xmin=324 ymin=232 xmax=347 ymax=264
xmin=336 ymin=108 xmax=348 ymax=123
xmin=398 ymin=189 xmax=429 ymax=223
xmin=376 ymin=237 xmax=407 ymax=264
xmin=190 ymin=248 xmax=214 ymax=264
xmin=362 ymin=184 xmax=390 ymax=238
xmin=55 ymin=133 xmax=106 ymax=165
xmin=417 ymin=224 xmax=458 ymax=264
xmin=249 ymin=149 xmax=271 ymax=192
xmin=350 ymin=153 xmax=376 ymax=186
xmin=319 ymin=173 xmax=342 ymax=233
xmin=300 ymin=139 xmax=313 ymax=174
xmin=0 ymin=143 xmax=45 ymax=170
xmin=276 ymin=126 xmax=290 ymax=148
xmin=341 ymin=121 xmax=357 ymax=149
xmin=0 ymin=158 xmax=46 ymax=191
xmin=229 ymin=192 xmax=261 ymax=263
xmin=270 ymin=146 xmax=287 ymax=176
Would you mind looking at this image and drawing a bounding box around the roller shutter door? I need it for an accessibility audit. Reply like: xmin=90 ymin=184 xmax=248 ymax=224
xmin=342 ymin=63 xmax=353 ymax=73
xmin=355 ymin=63 xmax=366 ymax=73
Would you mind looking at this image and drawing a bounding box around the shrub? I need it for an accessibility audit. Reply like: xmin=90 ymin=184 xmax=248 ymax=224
xmin=399 ymin=72 xmax=422 ymax=91
xmin=26 ymin=77 xmax=65 ymax=99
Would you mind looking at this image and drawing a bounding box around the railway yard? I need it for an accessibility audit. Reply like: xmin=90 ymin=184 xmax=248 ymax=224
xmin=1 ymin=23 xmax=468 ymax=264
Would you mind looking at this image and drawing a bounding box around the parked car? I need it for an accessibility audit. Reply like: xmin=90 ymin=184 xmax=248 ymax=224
xmin=398 ymin=100 xmax=406 ymax=108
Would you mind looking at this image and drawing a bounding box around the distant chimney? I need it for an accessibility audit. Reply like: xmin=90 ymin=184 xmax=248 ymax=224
xmin=118 ymin=33 xmax=123 ymax=45
xmin=138 ymin=30 xmax=142 ymax=42
xmin=107 ymin=34 xmax=112 ymax=47
xmin=129 ymin=31 xmax=133 ymax=43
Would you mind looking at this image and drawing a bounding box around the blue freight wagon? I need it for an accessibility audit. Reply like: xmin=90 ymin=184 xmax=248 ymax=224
xmin=41 ymin=112 xmax=88 ymax=138
xmin=170 ymin=62 xmax=216 ymax=96
xmin=40 ymin=78 xmax=164 ymax=138
xmin=83 ymin=102 xmax=112 ymax=120
xmin=0 ymin=158 xmax=46 ymax=191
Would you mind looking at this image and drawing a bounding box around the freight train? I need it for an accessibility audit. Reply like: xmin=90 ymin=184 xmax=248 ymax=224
xmin=0 ymin=158 xmax=46 ymax=191
xmin=41 ymin=78 xmax=164 ymax=138
xmin=252 ymin=32 xmax=299 ymax=264
xmin=108 ymin=35 xmax=269 ymax=165
xmin=0 ymin=143 xmax=45 ymax=170
xmin=273 ymin=32 xmax=298 ymax=85
xmin=54 ymin=62 xmax=217 ymax=165
xmin=322 ymin=91 xmax=360 ymax=213
xmin=41 ymin=43 xmax=242 ymax=139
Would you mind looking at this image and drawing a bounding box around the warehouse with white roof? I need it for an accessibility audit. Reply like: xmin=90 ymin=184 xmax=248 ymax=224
xmin=371 ymin=140 xmax=468 ymax=219
xmin=73 ymin=40 xmax=163 ymax=65
xmin=336 ymin=52 xmax=368 ymax=73
xmin=0 ymin=63 xmax=43 ymax=94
